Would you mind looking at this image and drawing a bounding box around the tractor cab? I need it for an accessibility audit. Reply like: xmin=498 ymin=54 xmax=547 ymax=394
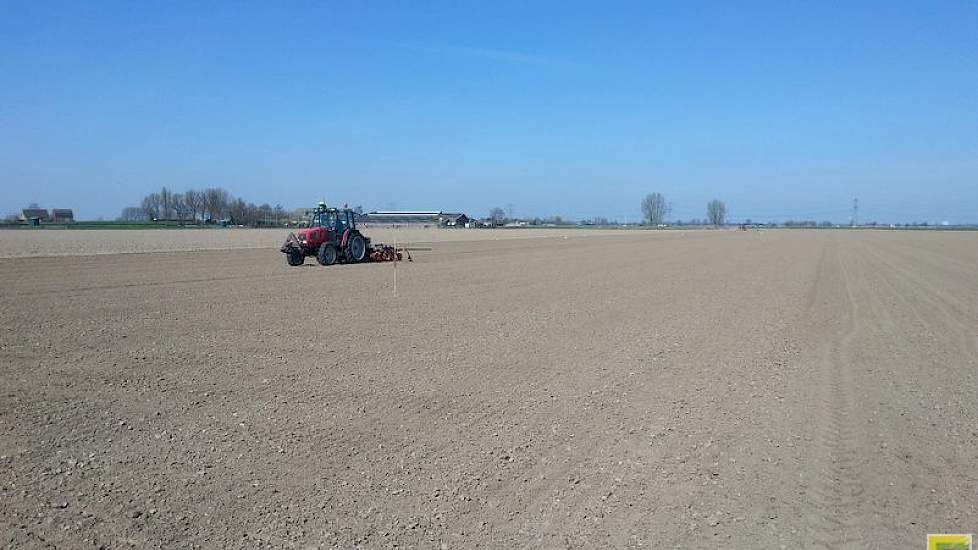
xmin=309 ymin=203 xmax=356 ymax=233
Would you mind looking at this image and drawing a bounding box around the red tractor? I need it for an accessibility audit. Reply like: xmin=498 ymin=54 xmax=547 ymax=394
xmin=280 ymin=202 xmax=371 ymax=266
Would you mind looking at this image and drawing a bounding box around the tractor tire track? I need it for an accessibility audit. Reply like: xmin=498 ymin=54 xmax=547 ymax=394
xmin=805 ymin=238 xmax=868 ymax=550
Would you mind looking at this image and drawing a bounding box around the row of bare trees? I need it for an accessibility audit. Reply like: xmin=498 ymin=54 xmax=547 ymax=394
xmin=706 ymin=199 xmax=727 ymax=227
xmin=486 ymin=207 xmax=572 ymax=226
xmin=642 ymin=193 xmax=728 ymax=227
xmin=120 ymin=187 xmax=289 ymax=226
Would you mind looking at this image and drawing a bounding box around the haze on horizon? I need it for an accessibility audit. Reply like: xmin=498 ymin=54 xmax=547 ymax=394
xmin=1 ymin=2 xmax=976 ymax=223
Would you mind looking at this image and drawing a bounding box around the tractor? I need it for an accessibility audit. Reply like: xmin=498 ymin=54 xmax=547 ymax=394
xmin=280 ymin=202 xmax=371 ymax=266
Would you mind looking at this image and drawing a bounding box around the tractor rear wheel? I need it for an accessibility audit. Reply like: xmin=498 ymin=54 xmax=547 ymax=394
xmin=346 ymin=233 xmax=367 ymax=263
xmin=286 ymin=250 xmax=304 ymax=266
xmin=317 ymin=243 xmax=338 ymax=266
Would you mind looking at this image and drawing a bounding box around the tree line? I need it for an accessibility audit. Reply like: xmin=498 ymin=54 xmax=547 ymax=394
xmin=486 ymin=206 xmax=573 ymax=226
xmin=483 ymin=195 xmax=731 ymax=228
xmin=120 ymin=187 xmax=290 ymax=226
xmin=115 ymin=188 xmax=927 ymax=229
xmin=641 ymin=193 xmax=729 ymax=227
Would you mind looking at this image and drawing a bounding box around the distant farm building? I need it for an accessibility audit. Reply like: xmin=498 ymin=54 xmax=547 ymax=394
xmin=362 ymin=211 xmax=442 ymax=224
xmin=288 ymin=208 xmax=471 ymax=227
xmin=360 ymin=211 xmax=472 ymax=226
xmin=50 ymin=209 xmax=74 ymax=223
xmin=440 ymin=213 xmax=469 ymax=227
xmin=21 ymin=208 xmax=50 ymax=222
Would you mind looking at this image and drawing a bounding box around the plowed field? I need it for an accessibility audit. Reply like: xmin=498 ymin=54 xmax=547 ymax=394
xmin=2 ymin=229 xmax=976 ymax=548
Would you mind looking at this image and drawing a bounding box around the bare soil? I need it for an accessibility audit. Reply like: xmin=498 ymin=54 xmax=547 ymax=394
xmin=1 ymin=230 xmax=976 ymax=548
xmin=0 ymin=227 xmax=631 ymax=258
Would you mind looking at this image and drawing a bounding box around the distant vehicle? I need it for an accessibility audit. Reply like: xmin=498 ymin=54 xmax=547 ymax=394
xmin=279 ymin=202 xmax=412 ymax=267
xmin=280 ymin=202 xmax=370 ymax=266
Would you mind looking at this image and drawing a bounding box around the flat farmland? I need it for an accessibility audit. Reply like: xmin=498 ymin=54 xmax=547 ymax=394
xmin=1 ymin=229 xmax=976 ymax=549
xmin=0 ymin=227 xmax=625 ymax=258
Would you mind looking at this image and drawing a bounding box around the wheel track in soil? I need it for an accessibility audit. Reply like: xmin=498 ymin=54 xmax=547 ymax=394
xmin=800 ymin=235 xmax=967 ymax=549
xmin=803 ymin=235 xmax=923 ymax=550
xmin=838 ymin=239 xmax=915 ymax=549
xmin=806 ymin=237 xmax=865 ymax=550
xmin=849 ymin=237 xmax=978 ymax=538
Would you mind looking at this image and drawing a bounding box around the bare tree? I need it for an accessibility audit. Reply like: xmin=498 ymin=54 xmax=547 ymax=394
xmin=273 ymin=204 xmax=287 ymax=225
xmin=227 ymin=198 xmax=262 ymax=225
xmin=119 ymin=207 xmax=147 ymax=221
xmin=228 ymin=198 xmax=246 ymax=224
xmin=173 ymin=193 xmax=193 ymax=221
xmin=489 ymin=206 xmax=506 ymax=225
xmin=158 ymin=187 xmax=173 ymax=220
xmin=171 ymin=193 xmax=182 ymax=220
xmin=203 ymin=188 xmax=217 ymax=220
xmin=706 ymin=199 xmax=727 ymax=227
xmin=141 ymin=193 xmax=161 ymax=220
xmin=257 ymin=203 xmax=273 ymax=226
xmin=184 ymin=189 xmax=204 ymax=222
xmin=204 ymin=188 xmax=230 ymax=221
xmin=641 ymin=193 xmax=670 ymax=226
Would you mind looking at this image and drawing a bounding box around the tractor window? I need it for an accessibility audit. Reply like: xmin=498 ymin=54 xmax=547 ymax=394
xmin=311 ymin=210 xmax=338 ymax=229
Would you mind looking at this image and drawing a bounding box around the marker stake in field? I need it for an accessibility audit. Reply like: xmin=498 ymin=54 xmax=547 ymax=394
xmin=393 ymin=231 xmax=397 ymax=298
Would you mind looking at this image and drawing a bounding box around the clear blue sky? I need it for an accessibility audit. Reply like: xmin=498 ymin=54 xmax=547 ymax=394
xmin=2 ymin=1 xmax=976 ymax=223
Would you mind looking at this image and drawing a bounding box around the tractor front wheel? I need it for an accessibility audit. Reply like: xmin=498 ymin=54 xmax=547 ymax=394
xmin=317 ymin=244 xmax=338 ymax=266
xmin=286 ymin=250 xmax=305 ymax=266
